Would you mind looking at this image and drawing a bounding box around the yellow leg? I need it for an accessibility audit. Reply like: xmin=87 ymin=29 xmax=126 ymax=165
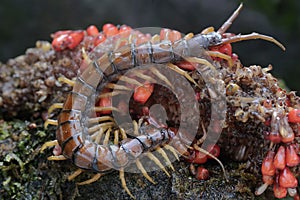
xmin=183 ymin=33 xmax=194 ymax=40
xmin=119 ymin=76 xmax=143 ymax=87
xmin=47 ymin=103 xmax=63 ymax=115
xmin=58 ymin=76 xmax=75 ymax=86
xmin=132 ymin=120 xmax=139 ymax=136
xmin=149 ymin=67 xmax=174 ymax=89
xmin=98 ymin=91 xmax=126 ymax=98
xmin=164 ymin=144 xmax=180 ymax=161
xmin=93 ymin=106 xmax=120 ymax=113
xmin=103 ymin=128 xmax=112 ymax=145
xmin=67 ymin=169 xmax=83 ymax=181
xmin=44 ymin=119 xmax=58 ymax=129
xmin=201 ymin=27 xmax=214 ymax=34
xmin=185 ymin=57 xmax=216 ymax=72
xmin=120 ymin=169 xmax=135 ymax=199
xmin=40 ymin=140 xmax=58 ymax=152
xmin=82 ymin=47 xmax=92 ymax=65
xmin=147 ymin=152 xmax=170 ymax=177
xmin=105 ymin=83 xmax=132 ymax=91
xmin=167 ymin=63 xmax=199 ymax=87
xmin=88 ymin=122 xmax=114 ymax=134
xmin=156 ymin=147 xmax=174 ymax=171
xmin=77 ymin=173 xmax=103 ymax=185
xmin=47 ymin=155 xmax=67 ymax=161
xmin=135 ymin=159 xmax=156 ymax=184
xmin=114 ymin=129 xmax=119 ymax=145
xmin=88 ymin=116 xmax=115 ymax=124
xmin=91 ymin=127 xmax=104 ymax=144
xmin=206 ymin=51 xmax=233 ymax=67
xmin=151 ymin=34 xmax=160 ymax=43
xmin=120 ymin=128 xmax=127 ymax=140
xmin=133 ymin=70 xmax=157 ymax=83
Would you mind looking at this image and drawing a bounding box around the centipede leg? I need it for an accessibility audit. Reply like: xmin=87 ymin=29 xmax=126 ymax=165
xmin=118 ymin=76 xmax=143 ymax=87
xmin=103 ymin=128 xmax=112 ymax=145
xmin=167 ymin=63 xmax=199 ymax=87
xmin=40 ymin=140 xmax=58 ymax=152
xmin=156 ymin=147 xmax=174 ymax=171
xmin=149 ymin=67 xmax=174 ymax=89
xmin=201 ymin=27 xmax=215 ymax=34
xmin=150 ymin=34 xmax=160 ymax=43
xmin=77 ymin=173 xmax=103 ymax=185
xmin=105 ymin=83 xmax=132 ymax=91
xmin=47 ymin=155 xmax=67 ymax=161
xmin=183 ymin=33 xmax=194 ymax=40
xmin=47 ymin=103 xmax=63 ymax=115
xmin=132 ymin=70 xmax=157 ymax=83
xmin=44 ymin=119 xmax=58 ymax=129
xmin=120 ymin=169 xmax=135 ymax=199
xmin=147 ymin=152 xmax=170 ymax=177
xmin=135 ymin=159 xmax=156 ymax=184
xmin=57 ymin=76 xmax=75 ymax=86
xmin=93 ymin=106 xmax=120 ymax=113
xmin=206 ymin=51 xmax=233 ymax=67
xmin=185 ymin=57 xmax=217 ymax=72
xmin=67 ymin=169 xmax=83 ymax=181
xmin=164 ymin=144 xmax=180 ymax=161
xmin=88 ymin=116 xmax=115 ymax=124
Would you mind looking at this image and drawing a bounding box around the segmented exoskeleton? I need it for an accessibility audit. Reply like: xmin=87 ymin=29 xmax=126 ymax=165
xmin=41 ymin=4 xmax=285 ymax=198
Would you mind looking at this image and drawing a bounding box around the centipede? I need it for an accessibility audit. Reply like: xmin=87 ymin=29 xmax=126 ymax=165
xmin=40 ymin=4 xmax=300 ymax=199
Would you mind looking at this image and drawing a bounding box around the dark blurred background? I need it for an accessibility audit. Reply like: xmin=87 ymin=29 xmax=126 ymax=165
xmin=0 ymin=0 xmax=299 ymax=91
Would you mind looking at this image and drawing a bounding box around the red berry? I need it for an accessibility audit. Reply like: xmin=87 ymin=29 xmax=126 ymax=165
xmin=67 ymin=31 xmax=84 ymax=49
xmin=196 ymin=167 xmax=209 ymax=180
xmin=103 ymin=24 xmax=118 ymax=37
xmin=177 ymin=61 xmax=196 ymax=71
xmin=207 ymin=144 xmax=220 ymax=159
xmin=261 ymin=151 xmax=276 ymax=176
xmin=86 ymin=25 xmax=99 ymax=36
xmin=286 ymin=145 xmax=300 ymax=167
xmin=279 ymin=167 xmax=298 ymax=188
xmin=288 ymin=109 xmax=300 ymax=123
xmin=274 ymin=146 xmax=286 ymax=170
xmin=133 ymin=83 xmax=154 ymax=104
xmin=94 ymin=33 xmax=106 ymax=46
xmin=273 ymin=184 xmax=287 ymax=198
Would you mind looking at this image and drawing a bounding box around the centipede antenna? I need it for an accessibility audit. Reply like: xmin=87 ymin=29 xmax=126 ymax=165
xmin=217 ymin=3 xmax=243 ymax=34
xmin=193 ymin=144 xmax=228 ymax=181
xmin=221 ymin=32 xmax=286 ymax=51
